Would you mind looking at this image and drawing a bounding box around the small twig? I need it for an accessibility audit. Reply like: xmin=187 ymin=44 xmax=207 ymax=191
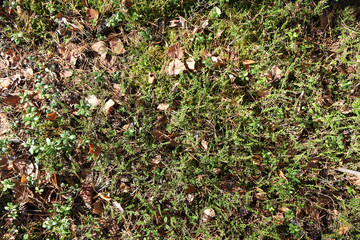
xmin=337 ymin=167 xmax=360 ymax=177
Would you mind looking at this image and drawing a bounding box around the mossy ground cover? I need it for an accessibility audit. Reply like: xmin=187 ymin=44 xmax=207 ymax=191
xmin=1 ymin=0 xmax=360 ymax=239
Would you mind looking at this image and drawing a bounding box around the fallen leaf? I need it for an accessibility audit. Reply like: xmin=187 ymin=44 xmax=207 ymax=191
xmin=46 ymin=112 xmax=60 ymax=121
xmin=150 ymin=155 xmax=162 ymax=165
xmin=242 ymin=59 xmax=256 ymax=70
xmin=347 ymin=176 xmax=360 ymax=186
xmin=21 ymin=175 xmax=27 ymax=184
xmin=337 ymin=224 xmax=350 ymax=235
xmin=273 ymin=212 xmax=284 ymax=224
xmin=85 ymin=8 xmax=99 ymax=23
xmin=102 ymin=99 xmax=115 ymax=115
xmin=60 ymin=69 xmax=73 ymax=78
xmin=168 ymin=43 xmax=183 ymax=59
xmin=108 ymin=36 xmax=126 ymax=55
xmin=157 ymin=103 xmax=170 ymax=111
xmin=166 ymin=59 xmax=186 ymax=76
xmin=255 ymin=187 xmax=267 ymax=200
xmin=112 ymin=200 xmax=124 ymax=213
xmin=23 ymin=68 xmax=33 ymax=78
xmin=81 ymin=0 xmax=88 ymax=7
xmin=169 ymin=17 xmax=185 ymax=28
xmin=268 ymin=65 xmax=282 ymax=83
xmin=98 ymin=192 xmax=112 ymax=201
xmin=122 ymin=0 xmax=133 ymax=9
xmin=257 ymin=89 xmax=269 ymax=98
xmin=201 ymin=208 xmax=215 ymax=223
xmin=0 ymin=78 xmax=12 ymax=89
xmin=2 ymin=94 xmax=20 ymax=105
xmin=185 ymin=57 xmax=196 ymax=70
xmin=92 ymin=199 xmax=102 ymax=214
xmin=148 ymin=72 xmax=156 ymax=84
xmin=80 ymin=183 xmax=94 ymax=209
xmin=201 ymin=139 xmax=208 ymax=150
xmin=92 ymin=41 xmax=108 ymax=58
xmin=86 ymin=95 xmax=101 ymax=108
xmin=211 ymin=56 xmax=223 ymax=68
xmin=89 ymin=143 xmax=102 ymax=158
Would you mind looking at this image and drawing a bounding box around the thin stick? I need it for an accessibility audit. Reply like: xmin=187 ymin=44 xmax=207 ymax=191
xmin=337 ymin=167 xmax=360 ymax=177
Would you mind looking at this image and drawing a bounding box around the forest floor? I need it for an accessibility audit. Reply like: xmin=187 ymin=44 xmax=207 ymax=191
xmin=1 ymin=0 xmax=360 ymax=239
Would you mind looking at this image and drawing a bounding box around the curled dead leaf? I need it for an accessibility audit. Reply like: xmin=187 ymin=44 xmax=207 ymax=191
xmin=168 ymin=43 xmax=183 ymax=59
xmin=2 ymin=94 xmax=20 ymax=105
xmin=92 ymin=199 xmax=102 ymax=214
xmin=80 ymin=183 xmax=94 ymax=209
xmin=112 ymin=200 xmax=124 ymax=213
xmin=157 ymin=103 xmax=170 ymax=111
xmin=0 ymin=78 xmax=12 ymax=89
xmin=102 ymin=99 xmax=115 ymax=115
xmin=268 ymin=65 xmax=282 ymax=83
xmin=85 ymin=8 xmax=99 ymax=23
xmin=242 ymin=59 xmax=256 ymax=70
xmin=92 ymin=41 xmax=108 ymax=58
xmin=201 ymin=208 xmax=215 ymax=223
xmin=185 ymin=57 xmax=196 ymax=71
xmin=46 ymin=112 xmax=60 ymax=121
xmin=166 ymin=59 xmax=186 ymax=76
xmin=148 ymin=72 xmax=156 ymax=84
xmin=89 ymin=143 xmax=102 ymax=158
xmin=211 ymin=56 xmax=223 ymax=68
xmin=109 ymin=35 xmax=126 ymax=55
xmin=86 ymin=95 xmax=101 ymax=108
xmin=60 ymin=69 xmax=73 ymax=79
xmin=337 ymin=224 xmax=350 ymax=235
xmin=122 ymin=0 xmax=133 ymax=9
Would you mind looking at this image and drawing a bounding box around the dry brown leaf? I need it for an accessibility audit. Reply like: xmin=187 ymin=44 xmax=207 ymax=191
xmin=21 ymin=175 xmax=27 ymax=184
xmin=150 ymin=155 xmax=162 ymax=165
xmin=347 ymin=176 xmax=360 ymax=186
xmin=257 ymin=89 xmax=269 ymax=98
xmin=168 ymin=43 xmax=183 ymax=59
xmin=85 ymin=8 xmax=99 ymax=23
xmin=122 ymin=0 xmax=133 ymax=9
xmin=255 ymin=187 xmax=267 ymax=200
xmin=273 ymin=212 xmax=284 ymax=224
xmin=252 ymin=153 xmax=262 ymax=165
xmin=80 ymin=183 xmax=94 ymax=209
xmin=148 ymin=72 xmax=156 ymax=84
xmin=92 ymin=199 xmax=102 ymax=214
xmin=0 ymin=113 xmax=10 ymax=140
xmin=46 ymin=112 xmax=60 ymax=121
xmin=92 ymin=41 xmax=108 ymax=58
xmin=169 ymin=17 xmax=185 ymax=28
xmin=81 ymin=0 xmax=88 ymax=7
xmin=166 ymin=59 xmax=186 ymax=76
xmin=112 ymin=200 xmax=124 ymax=213
xmin=0 ymin=78 xmax=12 ymax=89
xmin=211 ymin=56 xmax=223 ymax=68
xmin=86 ymin=95 xmax=101 ymax=108
xmin=109 ymin=36 xmax=126 ymax=55
xmin=268 ymin=65 xmax=282 ymax=83
xmin=242 ymin=59 xmax=256 ymax=70
xmin=157 ymin=103 xmax=170 ymax=111
xmin=186 ymin=57 xmax=196 ymax=70
xmin=201 ymin=139 xmax=208 ymax=150
xmin=23 ymin=68 xmax=33 ymax=78
xmin=2 ymin=94 xmax=20 ymax=105
xmin=201 ymin=208 xmax=215 ymax=223
xmin=89 ymin=143 xmax=102 ymax=158
xmin=102 ymin=99 xmax=115 ymax=115
xmin=98 ymin=192 xmax=112 ymax=201
xmin=337 ymin=224 xmax=350 ymax=235
xmin=60 ymin=69 xmax=73 ymax=78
